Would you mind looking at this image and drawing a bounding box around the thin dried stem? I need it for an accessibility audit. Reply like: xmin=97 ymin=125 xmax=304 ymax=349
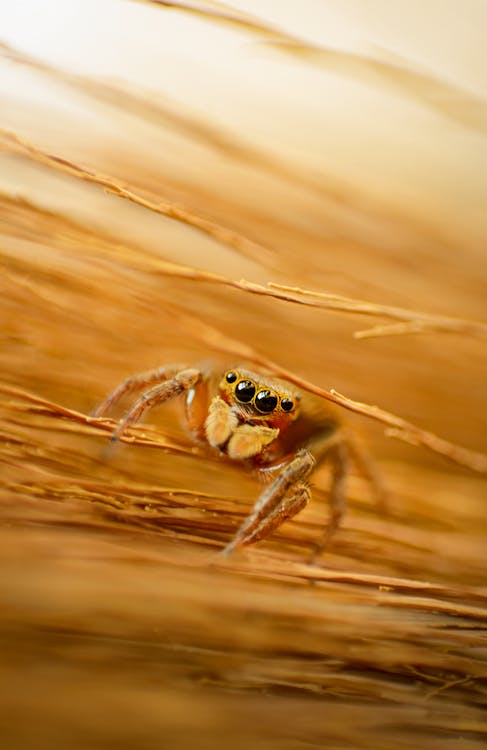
xmin=1 ymin=144 xmax=485 ymax=341
xmin=0 ymin=129 xmax=274 ymax=265
xmin=138 ymin=1 xmax=487 ymax=132
xmin=0 ymin=41 xmax=346 ymax=209
xmin=269 ymin=283 xmax=487 ymax=339
xmin=0 ymin=383 xmax=193 ymax=455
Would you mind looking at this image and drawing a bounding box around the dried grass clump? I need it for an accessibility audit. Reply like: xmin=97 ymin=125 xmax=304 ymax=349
xmin=0 ymin=3 xmax=486 ymax=749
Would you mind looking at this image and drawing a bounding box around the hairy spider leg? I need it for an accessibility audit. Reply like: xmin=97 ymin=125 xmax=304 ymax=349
xmin=346 ymin=432 xmax=390 ymax=514
xmin=108 ymin=368 xmax=202 ymax=445
xmin=230 ymin=484 xmax=312 ymax=549
xmin=222 ymin=428 xmax=349 ymax=558
xmin=307 ymin=440 xmax=349 ymax=563
xmin=221 ymin=449 xmax=315 ymax=556
xmin=93 ymin=363 xmax=189 ymax=418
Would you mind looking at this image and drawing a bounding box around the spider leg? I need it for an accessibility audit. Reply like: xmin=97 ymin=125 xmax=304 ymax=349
xmin=230 ymin=484 xmax=311 ymax=549
xmin=109 ymin=368 xmax=201 ymax=445
xmin=308 ymin=440 xmax=349 ymax=563
xmin=346 ymin=432 xmax=391 ymax=514
xmin=221 ymin=450 xmax=315 ymax=556
xmin=93 ymin=363 xmax=188 ymax=417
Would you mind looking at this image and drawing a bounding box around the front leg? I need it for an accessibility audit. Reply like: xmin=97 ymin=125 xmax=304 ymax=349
xmin=222 ymin=450 xmax=315 ymax=555
xmin=93 ymin=363 xmax=188 ymax=418
xmin=109 ymin=368 xmax=201 ymax=445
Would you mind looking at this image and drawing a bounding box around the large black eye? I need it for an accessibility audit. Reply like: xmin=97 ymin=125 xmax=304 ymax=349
xmin=255 ymin=389 xmax=278 ymax=413
xmin=235 ymin=379 xmax=255 ymax=403
xmin=281 ymin=398 xmax=294 ymax=412
xmin=225 ymin=371 xmax=237 ymax=383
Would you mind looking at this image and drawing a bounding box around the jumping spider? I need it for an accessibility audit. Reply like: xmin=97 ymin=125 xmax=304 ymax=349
xmin=94 ymin=364 xmax=360 ymax=559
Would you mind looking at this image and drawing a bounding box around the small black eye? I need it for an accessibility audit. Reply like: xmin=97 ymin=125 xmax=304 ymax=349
xmin=255 ymin=390 xmax=278 ymax=413
xmin=225 ymin=371 xmax=237 ymax=383
xmin=235 ymin=379 xmax=256 ymax=403
xmin=281 ymin=398 xmax=294 ymax=412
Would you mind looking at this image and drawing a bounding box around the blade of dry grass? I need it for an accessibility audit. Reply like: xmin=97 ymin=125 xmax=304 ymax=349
xmin=137 ymin=0 xmax=487 ymax=132
xmin=0 ymin=129 xmax=275 ymax=265
xmin=0 ymin=40 xmax=349 ymax=209
xmin=0 ymin=383 xmax=194 ymax=455
xmin=2 ymin=188 xmax=485 ymax=343
xmin=269 ymin=283 xmax=487 ymax=339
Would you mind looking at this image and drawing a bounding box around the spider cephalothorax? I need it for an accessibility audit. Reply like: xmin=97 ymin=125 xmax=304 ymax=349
xmin=204 ymin=369 xmax=301 ymax=463
xmin=94 ymin=363 xmax=351 ymax=559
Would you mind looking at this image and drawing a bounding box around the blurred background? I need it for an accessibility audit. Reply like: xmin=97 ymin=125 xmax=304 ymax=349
xmin=0 ymin=1 xmax=486 ymax=748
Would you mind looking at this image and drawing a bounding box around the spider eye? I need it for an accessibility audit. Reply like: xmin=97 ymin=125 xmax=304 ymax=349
xmin=225 ymin=371 xmax=237 ymax=383
xmin=235 ymin=379 xmax=256 ymax=403
xmin=255 ymin=390 xmax=278 ymax=413
xmin=281 ymin=398 xmax=294 ymax=412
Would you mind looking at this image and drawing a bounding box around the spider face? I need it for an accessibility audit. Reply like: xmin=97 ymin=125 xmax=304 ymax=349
xmin=194 ymin=368 xmax=302 ymax=463
xmin=219 ymin=369 xmax=300 ymax=423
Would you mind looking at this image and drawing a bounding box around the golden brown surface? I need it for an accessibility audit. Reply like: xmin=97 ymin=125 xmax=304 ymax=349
xmin=0 ymin=4 xmax=486 ymax=748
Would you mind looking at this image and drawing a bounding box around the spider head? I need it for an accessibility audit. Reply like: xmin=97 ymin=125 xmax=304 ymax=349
xmin=219 ymin=368 xmax=300 ymax=430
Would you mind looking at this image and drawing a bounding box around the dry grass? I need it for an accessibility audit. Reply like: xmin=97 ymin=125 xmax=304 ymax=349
xmin=1 ymin=4 xmax=486 ymax=749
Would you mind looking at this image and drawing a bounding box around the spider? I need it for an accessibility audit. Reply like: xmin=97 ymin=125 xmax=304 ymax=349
xmin=94 ymin=364 xmax=367 ymax=559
